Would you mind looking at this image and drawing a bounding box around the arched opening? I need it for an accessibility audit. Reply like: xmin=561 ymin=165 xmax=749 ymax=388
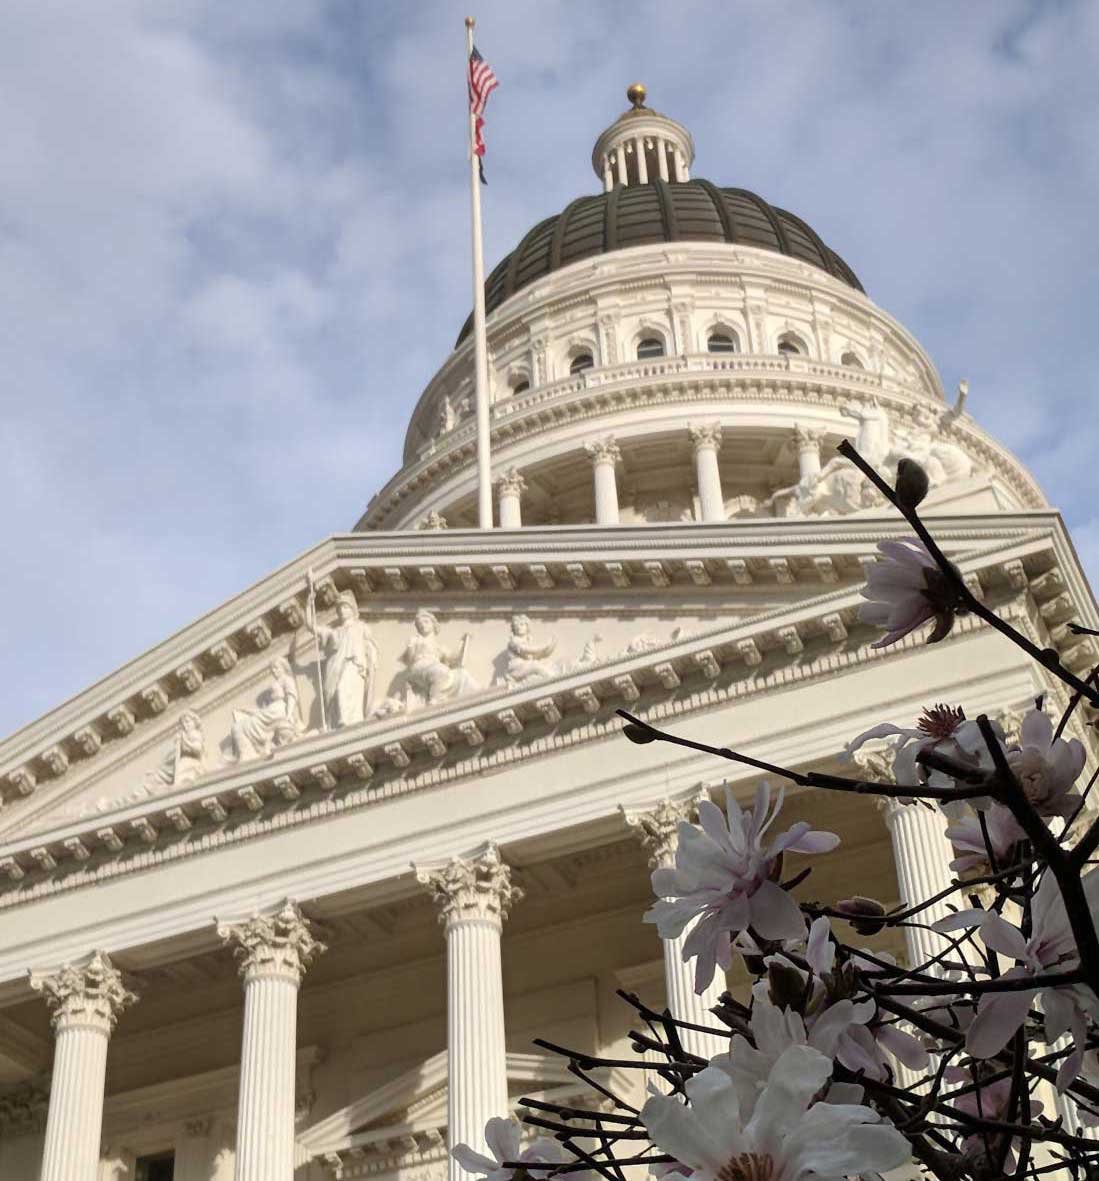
xmin=569 ymin=353 xmax=594 ymax=375
xmin=707 ymin=331 xmax=739 ymax=354
xmin=840 ymin=351 xmax=863 ymax=369
xmin=777 ymin=332 xmax=807 ymax=357
xmin=511 ymin=378 xmax=531 ymax=394
xmin=637 ymin=337 xmax=665 ymax=360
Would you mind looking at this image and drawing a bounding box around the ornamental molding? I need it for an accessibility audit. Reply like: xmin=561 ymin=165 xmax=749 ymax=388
xmin=0 ymin=1077 xmax=50 ymax=1134
xmin=0 ymin=529 xmax=1082 ymax=911
xmin=414 ymin=843 xmax=521 ymax=926
xmin=217 ymin=900 xmax=326 ymax=984
xmin=28 ymin=950 xmax=136 ymax=1034
xmin=621 ymin=787 xmax=709 ymax=867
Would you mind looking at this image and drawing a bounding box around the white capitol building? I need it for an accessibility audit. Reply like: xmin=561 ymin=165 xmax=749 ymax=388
xmin=0 ymin=85 xmax=1095 ymax=1181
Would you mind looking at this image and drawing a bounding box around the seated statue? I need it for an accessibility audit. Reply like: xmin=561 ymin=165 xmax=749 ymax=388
xmin=503 ymin=615 xmax=561 ymax=685
xmin=401 ymin=609 xmax=478 ymax=706
xmin=148 ymin=710 xmax=206 ymax=788
xmin=228 ymin=658 xmax=304 ymax=763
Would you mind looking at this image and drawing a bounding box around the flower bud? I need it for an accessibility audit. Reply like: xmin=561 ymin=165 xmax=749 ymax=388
xmin=895 ymin=457 xmax=930 ymax=509
xmin=767 ymin=960 xmax=808 ymax=1012
xmin=833 ymin=896 xmax=889 ymax=936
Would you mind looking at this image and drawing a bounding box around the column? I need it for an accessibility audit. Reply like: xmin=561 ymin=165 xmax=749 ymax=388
xmin=634 ymin=137 xmax=648 ymax=184
xmin=674 ymin=149 xmax=688 ymax=182
xmin=31 ymin=951 xmax=137 ymax=1181
xmin=417 ymin=844 xmax=521 ymax=1181
xmin=601 ymin=155 xmax=613 ymax=193
xmin=218 ymin=901 xmax=325 ymax=1181
xmin=615 ymin=149 xmax=628 ymax=187
xmin=657 ymin=138 xmax=669 ymax=182
xmin=496 ymin=468 xmax=526 ymax=528
xmin=689 ymin=423 xmax=725 ymax=522
xmin=584 ymin=438 xmax=621 ymax=525
xmin=623 ymin=797 xmax=727 ymax=1059
xmin=793 ymin=424 xmax=824 ymax=483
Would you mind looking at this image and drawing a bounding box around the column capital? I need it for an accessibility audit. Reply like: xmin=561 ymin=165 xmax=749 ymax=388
xmin=621 ymin=791 xmax=706 ymax=867
xmin=584 ymin=437 xmax=621 ymax=467
xmin=688 ymin=422 xmax=722 ymax=454
xmin=793 ymin=423 xmax=824 ymax=450
xmin=29 ymin=950 xmax=136 ymax=1035
xmin=416 ymin=843 xmax=522 ymax=926
xmin=496 ymin=467 xmax=527 ymax=497
xmin=217 ymin=900 xmax=325 ymax=985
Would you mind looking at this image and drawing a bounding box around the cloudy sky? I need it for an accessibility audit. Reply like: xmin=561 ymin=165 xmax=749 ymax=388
xmin=2 ymin=0 xmax=1098 ymax=739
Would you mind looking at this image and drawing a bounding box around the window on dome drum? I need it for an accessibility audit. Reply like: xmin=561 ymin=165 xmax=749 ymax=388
xmin=136 ymin=1152 xmax=175 ymax=1181
xmin=777 ymin=337 xmax=805 ymax=356
xmin=707 ymin=332 xmax=738 ymax=353
xmin=511 ymin=378 xmax=530 ymax=394
xmin=569 ymin=353 xmax=594 ymax=375
xmin=841 ymin=351 xmax=863 ymax=369
xmin=636 ymin=337 xmax=665 ymax=359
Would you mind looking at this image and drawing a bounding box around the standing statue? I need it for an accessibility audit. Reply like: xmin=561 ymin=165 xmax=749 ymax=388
xmin=228 ymin=658 xmax=304 ymax=763
xmin=305 ymin=590 xmax=378 ymax=727
xmin=502 ymin=615 xmax=560 ymax=685
xmin=401 ymin=609 xmax=477 ymax=705
xmin=148 ymin=710 xmax=206 ymax=788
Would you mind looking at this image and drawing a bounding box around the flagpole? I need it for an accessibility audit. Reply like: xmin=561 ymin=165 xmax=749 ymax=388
xmin=465 ymin=15 xmax=493 ymax=530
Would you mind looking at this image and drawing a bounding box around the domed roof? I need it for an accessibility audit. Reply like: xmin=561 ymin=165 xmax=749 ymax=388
xmin=456 ymin=178 xmax=862 ymax=345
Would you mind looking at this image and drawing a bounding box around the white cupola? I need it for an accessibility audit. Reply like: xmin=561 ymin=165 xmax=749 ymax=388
xmin=590 ymin=83 xmax=695 ymax=191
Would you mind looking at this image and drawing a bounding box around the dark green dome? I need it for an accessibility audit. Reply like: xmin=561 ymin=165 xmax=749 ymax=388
xmin=456 ymin=178 xmax=862 ymax=345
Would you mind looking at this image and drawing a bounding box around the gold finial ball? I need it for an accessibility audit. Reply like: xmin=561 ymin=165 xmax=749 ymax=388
xmin=627 ymin=82 xmax=647 ymax=109
xmin=465 ymin=16 xmax=475 ymax=28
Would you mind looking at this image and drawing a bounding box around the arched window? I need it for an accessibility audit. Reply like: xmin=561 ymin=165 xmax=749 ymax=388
xmin=777 ymin=333 xmax=806 ymax=356
xmin=637 ymin=336 xmax=665 ymax=359
xmin=569 ymin=353 xmax=594 ymax=375
xmin=511 ymin=377 xmax=531 ymax=394
xmin=707 ymin=331 xmax=738 ymax=354
xmin=840 ymin=351 xmax=863 ymax=369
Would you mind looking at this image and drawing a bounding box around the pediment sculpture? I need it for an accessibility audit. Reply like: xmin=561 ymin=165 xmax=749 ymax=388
xmin=227 ymin=657 xmax=305 ymax=763
xmin=306 ymin=589 xmax=379 ymax=728
xmin=500 ymin=615 xmax=561 ymax=686
xmin=400 ymin=609 xmax=478 ymax=706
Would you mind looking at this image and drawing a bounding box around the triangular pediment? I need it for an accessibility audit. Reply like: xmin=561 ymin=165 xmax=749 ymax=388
xmin=0 ymin=516 xmax=1092 ymax=871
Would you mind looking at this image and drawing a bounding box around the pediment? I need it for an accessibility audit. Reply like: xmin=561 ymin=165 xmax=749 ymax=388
xmin=0 ymin=517 xmax=1091 ymax=866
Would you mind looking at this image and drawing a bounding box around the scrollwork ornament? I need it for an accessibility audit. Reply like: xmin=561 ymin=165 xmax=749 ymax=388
xmin=415 ymin=843 xmax=522 ymax=926
xmin=217 ymin=901 xmax=325 ymax=985
xmin=29 ymin=950 xmax=136 ymax=1035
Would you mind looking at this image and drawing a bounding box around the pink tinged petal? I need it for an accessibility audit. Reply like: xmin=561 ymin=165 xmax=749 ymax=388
xmin=452 ymin=1146 xmax=502 ymax=1176
xmin=781 ymin=827 xmax=841 ymax=855
xmin=870 ymin=610 xmax=933 ymax=649
xmin=800 ymin=1122 xmax=912 ymax=1176
xmin=877 ymin=1023 xmax=930 ymax=1070
xmin=978 ymin=914 xmax=1031 ymax=962
xmin=967 ymin=988 xmax=1037 ymax=1058
xmin=696 ymin=799 xmax=729 ymax=847
xmin=857 ymin=600 xmax=893 ymax=625
xmin=645 ymin=899 xmax=700 ymax=940
xmin=933 ymin=908 xmax=988 ymax=932
xmin=844 ymin=722 xmax=910 ymax=756
xmin=808 ymin=999 xmax=856 ymax=1057
xmin=748 ymin=879 xmax=807 ymax=941
xmin=641 ymin=1091 xmax=730 ymax=1177
xmin=806 ymin=915 xmax=835 ymax=975
xmin=1021 ymin=708 xmax=1053 ymax=752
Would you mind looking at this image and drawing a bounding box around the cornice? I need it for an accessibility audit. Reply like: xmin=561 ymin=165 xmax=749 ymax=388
xmin=0 ymin=535 xmax=1080 ymax=909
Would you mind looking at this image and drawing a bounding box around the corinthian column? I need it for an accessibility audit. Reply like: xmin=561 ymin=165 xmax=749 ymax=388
xmin=622 ymin=797 xmax=727 ymax=1058
xmin=496 ymin=467 xmax=526 ymax=528
xmin=689 ymin=423 xmax=725 ymax=522
xmin=793 ymin=424 xmax=823 ymax=483
xmin=30 ymin=951 xmax=137 ymax=1181
xmin=584 ymin=437 xmax=621 ymax=525
xmin=417 ymin=844 xmax=522 ymax=1181
xmin=218 ymin=901 xmax=325 ymax=1181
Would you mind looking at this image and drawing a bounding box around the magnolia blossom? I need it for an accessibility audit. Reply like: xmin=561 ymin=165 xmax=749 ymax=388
xmin=452 ymin=1118 xmax=564 ymax=1181
xmin=845 ymin=704 xmax=1002 ymax=809
xmin=645 ymin=785 xmax=839 ymax=993
xmin=858 ymin=538 xmax=960 ymax=648
xmin=1006 ymin=706 xmax=1086 ymax=819
xmin=945 ymin=1064 xmax=1042 ymax=1171
xmin=641 ymin=1045 xmax=910 ymax=1181
xmin=936 ymin=870 xmax=1099 ymax=1086
xmin=945 ymin=801 xmax=1026 ymax=873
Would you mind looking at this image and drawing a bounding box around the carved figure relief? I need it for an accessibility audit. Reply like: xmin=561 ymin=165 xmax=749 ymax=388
xmin=147 ymin=710 xmax=205 ymax=788
xmin=400 ymin=610 xmax=477 ymax=706
xmin=306 ymin=591 xmax=379 ymax=727
xmin=227 ymin=658 xmax=304 ymax=764
xmin=501 ymin=615 xmax=561 ymax=685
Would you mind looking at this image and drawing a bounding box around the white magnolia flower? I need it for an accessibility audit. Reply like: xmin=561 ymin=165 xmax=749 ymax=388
xmin=645 ymin=785 xmax=839 ymax=993
xmin=1006 ymin=706 xmax=1085 ymax=819
xmin=857 ymin=538 xmax=960 ymax=648
xmin=845 ymin=704 xmax=1002 ymax=812
xmin=936 ymin=870 xmax=1099 ymax=1086
xmin=453 ymin=1117 xmax=564 ymax=1181
xmin=945 ymin=802 xmax=1026 ymax=873
xmin=641 ymin=1045 xmax=910 ymax=1181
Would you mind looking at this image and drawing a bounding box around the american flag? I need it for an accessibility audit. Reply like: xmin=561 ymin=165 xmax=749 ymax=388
xmin=468 ymin=45 xmax=499 ymax=182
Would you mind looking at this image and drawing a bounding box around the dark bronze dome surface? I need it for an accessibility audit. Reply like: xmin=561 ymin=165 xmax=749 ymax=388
xmin=456 ymin=178 xmax=862 ymax=345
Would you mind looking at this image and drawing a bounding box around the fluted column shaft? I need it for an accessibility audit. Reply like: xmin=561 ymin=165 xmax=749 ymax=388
xmin=219 ymin=902 xmax=324 ymax=1181
xmin=794 ymin=425 xmax=823 ymax=482
xmin=32 ymin=952 xmax=136 ymax=1181
xmin=418 ymin=845 xmax=521 ymax=1181
xmin=634 ymin=137 xmax=648 ymax=184
xmin=497 ymin=469 xmax=525 ymax=528
xmin=623 ymin=798 xmax=726 ymax=1059
xmin=881 ymin=799 xmax=955 ymax=969
xmin=616 ymin=149 xmax=628 ymax=187
xmin=657 ymin=138 xmax=669 ymax=181
xmin=689 ymin=424 xmax=724 ymax=522
xmin=586 ymin=439 xmax=621 ymax=525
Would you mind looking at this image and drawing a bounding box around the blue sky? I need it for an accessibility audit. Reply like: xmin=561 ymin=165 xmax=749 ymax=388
xmin=2 ymin=0 xmax=1098 ymax=739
